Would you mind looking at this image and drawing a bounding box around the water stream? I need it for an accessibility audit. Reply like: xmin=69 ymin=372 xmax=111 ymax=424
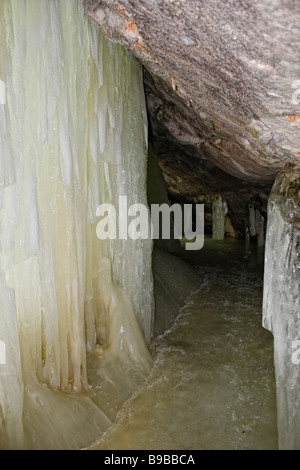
xmin=90 ymin=238 xmax=278 ymax=450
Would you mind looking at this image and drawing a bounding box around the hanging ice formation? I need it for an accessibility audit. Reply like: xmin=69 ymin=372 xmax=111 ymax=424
xmin=212 ymin=196 xmax=227 ymax=240
xmin=248 ymin=201 xmax=265 ymax=248
xmin=263 ymin=163 xmax=300 ymax=450
xmin=256 ymin=210 xmax=265 ymax=248
xmin=245 ymin=227 xmax=250 ymax=255
xmin=249 ymin=202 xmax=257 ymax=237
xmin=0 ymin=0 xmax=153 ymax=450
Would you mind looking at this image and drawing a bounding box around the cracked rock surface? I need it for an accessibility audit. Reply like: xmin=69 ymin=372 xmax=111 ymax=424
xmin=84 ymin=0 xmax=300 ymax=195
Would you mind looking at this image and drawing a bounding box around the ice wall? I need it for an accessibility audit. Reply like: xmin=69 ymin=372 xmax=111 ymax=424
xmin=263 ymin=163 xmax=300 ymax=449
xmin=212 ymin=196 xmax=227 ymax=240
xmin=0 ymin=0 xmax=152 ymax=449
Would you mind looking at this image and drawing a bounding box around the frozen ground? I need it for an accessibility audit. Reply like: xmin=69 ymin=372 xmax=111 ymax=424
xmin=90 ymin=238 xmax=278 ymax=450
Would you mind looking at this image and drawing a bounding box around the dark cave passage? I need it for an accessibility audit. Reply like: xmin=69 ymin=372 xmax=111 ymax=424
xmin=90 ymin=237 xmax=278 ymax=450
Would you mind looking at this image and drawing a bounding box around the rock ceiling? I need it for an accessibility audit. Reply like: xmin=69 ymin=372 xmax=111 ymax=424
xmin=84 ymin=0 xmax=300 ymax=197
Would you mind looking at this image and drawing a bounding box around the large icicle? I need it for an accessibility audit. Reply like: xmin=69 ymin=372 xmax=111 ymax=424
xmin=0 ymin=0 xmax=152 ymax=449
xmin=212 ymin=196 xmax=227 ymax=240
xmin=256 ymin=209 xmax=265 ymax=248
xmin=263 ymin=163 xmax=300 ymax=450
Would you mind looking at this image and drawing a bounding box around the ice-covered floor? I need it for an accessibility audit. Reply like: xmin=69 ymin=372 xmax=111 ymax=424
xmin=90 ymin=238 xmax=278 ymax=450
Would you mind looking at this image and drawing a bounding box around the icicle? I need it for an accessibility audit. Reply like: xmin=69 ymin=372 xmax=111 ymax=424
xmin=256 ymin=209 xmax=265 ymax=248
xmin=249 ymin=202 xmax=257 ymax=237
xmin=263 ymin=163 xmax=300 ymax=450
xmin=245 ymin=226 xmax=250 ymax=255
xmin=212 ymin=196 xmax=227 ymax=240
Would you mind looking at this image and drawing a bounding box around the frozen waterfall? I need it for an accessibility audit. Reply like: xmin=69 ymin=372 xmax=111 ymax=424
xmin=263 ymin=163 xmax=300 ymax=450
xmin=0 ymin=0 xmax=153 ymax=449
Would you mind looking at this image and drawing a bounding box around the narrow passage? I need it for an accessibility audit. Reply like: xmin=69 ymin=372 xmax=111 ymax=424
xmin=91 ymin=239 xmax=278 ymax=450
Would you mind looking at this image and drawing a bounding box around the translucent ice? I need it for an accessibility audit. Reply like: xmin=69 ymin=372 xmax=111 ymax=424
xmin=256 ymin=209 xmax=265 ymax=248
xmin=212 ymin=196 xmax=228 ymax=240
xmin=249 ymin=203 xmax=257 ymax=237
xmin=0 ymin=0 xmax=152 ymax=449
xmin=248 ymin=201 xmax=265 ymax=248
xmin=263 ymin=163 xmax=300 ymax=449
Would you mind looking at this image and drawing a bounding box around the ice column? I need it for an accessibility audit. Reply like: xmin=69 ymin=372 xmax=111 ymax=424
xmin=0 ymin=0 xmax=152 ymax=449
xmin=249 ymin=203 xmax=257 ymax=237
xmin=256 ymin=209 xmax=265 ymax=248
xmin=212 ymin=196 xmax=227 ymax=240
xmin=263 ymin=163 xmax=300 ymax=449
xmin=245 ymin=227 xmax=250 ymax=255
xmin=248 ymin=201 xmax=265 ymax=248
